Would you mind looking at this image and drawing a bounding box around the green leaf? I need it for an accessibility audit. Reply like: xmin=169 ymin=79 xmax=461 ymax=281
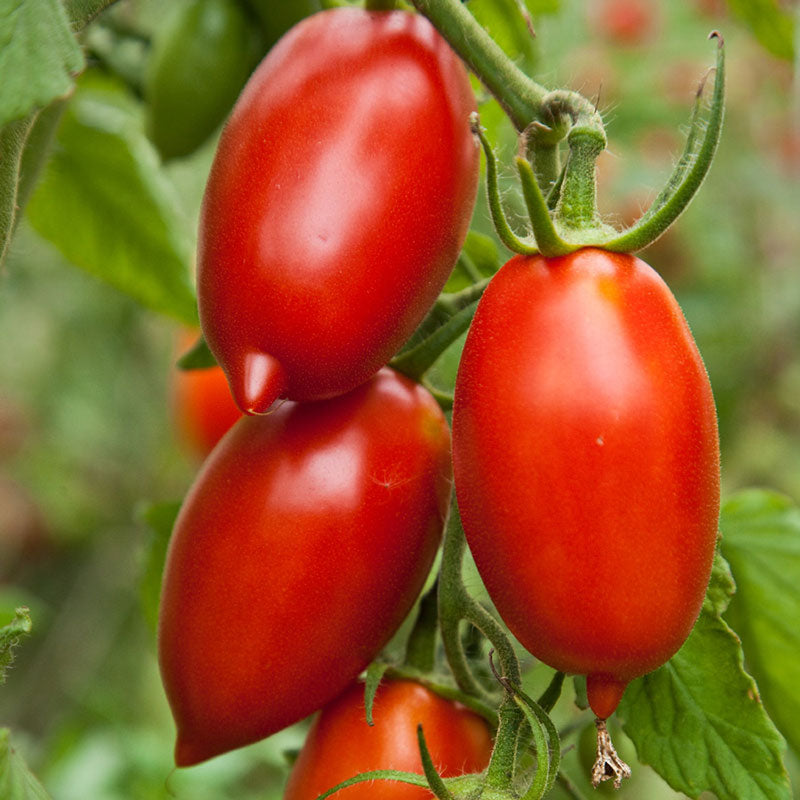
xmin=0 ymin=608 xmax=32 ymax=685
xmin=720 ymin=489 xmax=800 ymax=756
xmin=0 ymin=115 xmax=34 ymax=269
xmin=619 ymin=553 xmax=791 ymax=800
xmin=725 ymin=0 xmax=795 ymax=61
xmin=63 ymin=0 xmax=117 ymax=31
xmin=0 ymin=729 xmax=51 ymax=800
xmin=138 ymin=501 xmax=181 ymax=632
xmin=176 ymin=335 xmax=217 ymax=370
xmin=26 ymin=72 xmax=198 ymax=324
xmin=0 ymin=0 xmax=83 ymax=129
xmin=467 ymin=0 xmax=557 ymax=71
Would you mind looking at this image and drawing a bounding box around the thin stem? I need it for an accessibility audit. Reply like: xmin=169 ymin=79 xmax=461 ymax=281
xmin=555 ymin=127 xmax=606 ymax=231
xmin=410 ymin=0 xmax=545 ymax=130
xmin=365 ymin=0 xmax=397 ymax=9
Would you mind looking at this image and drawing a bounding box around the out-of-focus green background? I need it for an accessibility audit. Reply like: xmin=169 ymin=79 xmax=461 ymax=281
xmin=0 ymin=0 xmax=797 ymax=797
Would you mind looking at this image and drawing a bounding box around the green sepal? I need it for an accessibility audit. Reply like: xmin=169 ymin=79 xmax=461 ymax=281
xmin=515 ymin=155 xmax=574 ymax=257
xmin=313 ymin=769 xmax=430 ymax=800
xmin=363 ymin=662 xmax=390 ymax=726
xmin=471 ymin=114 xmax=538 ymax=256
xmin=604 ymin=33 xmax=726 ymax=253
xmin=417 ymin=725 xmax=455 ymax=800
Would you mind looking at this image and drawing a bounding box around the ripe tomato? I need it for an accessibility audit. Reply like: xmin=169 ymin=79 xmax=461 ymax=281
xmin=452 ymin=248 xmax=720 ymax=720
xmin=284 ymin=680 xmax=493 ymax=800
xmin=158 ymin=369 xmax=452 ymax=766
xmin=171 ymin=332 xmax=242 ymax=458
xmin=198 ymin=8 xmax=478 ymax=414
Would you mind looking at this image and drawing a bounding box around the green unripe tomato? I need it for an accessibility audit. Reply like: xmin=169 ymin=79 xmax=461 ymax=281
xmin=145 ymin=0 xmax=263 ymax=160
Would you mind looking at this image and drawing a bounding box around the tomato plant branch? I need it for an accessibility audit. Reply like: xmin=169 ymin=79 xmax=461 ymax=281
xmin=409 ymin=0 xmax=545 ymax=131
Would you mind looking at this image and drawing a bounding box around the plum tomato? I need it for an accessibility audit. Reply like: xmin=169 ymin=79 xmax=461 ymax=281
xmin=284 ymin=680 xmax=493 ymax=800
xmin=158 ymin=368 xmax=452 ymax=766
xmin=452 ymin=248 xmax=720 ymax=720
xmin=197 ymin=8 xmax=478 ymax=414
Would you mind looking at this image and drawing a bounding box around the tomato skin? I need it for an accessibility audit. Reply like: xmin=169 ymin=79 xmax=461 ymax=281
xmin=452 ymin=248 xmax=720 ymax=719
xmin=284 ymin=680 xmax=493 ymax=800
xmin=198 ymin=8 xmax=478 ymax=414
xmin=158 ymin=369 xmax=452 ymax=766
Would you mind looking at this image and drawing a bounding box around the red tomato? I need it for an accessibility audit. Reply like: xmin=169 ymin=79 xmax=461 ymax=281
xmin=159 ymin=369 xmax=452 ymax=766
xmin=284 ymin=680 xmax=493 ymax=800
xmin=452 ymin=248 xmax=720 ymax=720
xmin=171 ymin=332 xmax=242 ymax=458
xmin=198 ymin=8 xmax=478 ymax=414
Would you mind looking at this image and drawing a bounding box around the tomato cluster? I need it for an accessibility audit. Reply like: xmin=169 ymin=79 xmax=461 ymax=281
xmin=159 ymin=3 xmax=484 ymax=780
xmin=158 ymin=2 xmax=720 ymax=793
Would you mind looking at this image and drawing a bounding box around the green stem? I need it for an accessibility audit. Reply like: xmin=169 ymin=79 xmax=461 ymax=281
xmin=409 ymin=0 xmax=545 ymax=130
xmin=555 ymin=127 xmax=606 ymax=232
xmin=365 ymin=0 xmax=397 ymax=9
xmin=438 ymin=499 xmax=496 ymax=705
xmin=485 ymin=697 xmax=525 ymax=790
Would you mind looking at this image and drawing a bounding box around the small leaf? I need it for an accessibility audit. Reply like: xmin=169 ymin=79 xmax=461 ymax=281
xmin=619 ymin=553 xmax=791 ymax=800
xmin=0 ymin=608 xmax=32 ymax=685
xmin=0 ymin=0 xmax=83 ymax=128
xmin=138 ymin=501 xmax=181 ymax=632
xmin=720 ymin=489 xmax=800 ymax=756
xmin=26 ymin=72 xmax=198 ymax=324
xmin=176 ymin=336 xmax=217 ymax=370
xmin=391 ymin=301 xmax=479 ymax=381
xmin=0 ymin=729 xmax=51 ymax=800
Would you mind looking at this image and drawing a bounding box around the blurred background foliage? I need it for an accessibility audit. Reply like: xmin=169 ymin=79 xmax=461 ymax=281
xmin=0 ymin=0 xmax=798 ymax=797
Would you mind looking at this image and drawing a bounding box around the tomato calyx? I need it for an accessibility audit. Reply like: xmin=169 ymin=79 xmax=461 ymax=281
xmin=471 ymin=33 xmax=725 ymax=259
xmin=591 ymin=718 xmax=632 ymax=789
